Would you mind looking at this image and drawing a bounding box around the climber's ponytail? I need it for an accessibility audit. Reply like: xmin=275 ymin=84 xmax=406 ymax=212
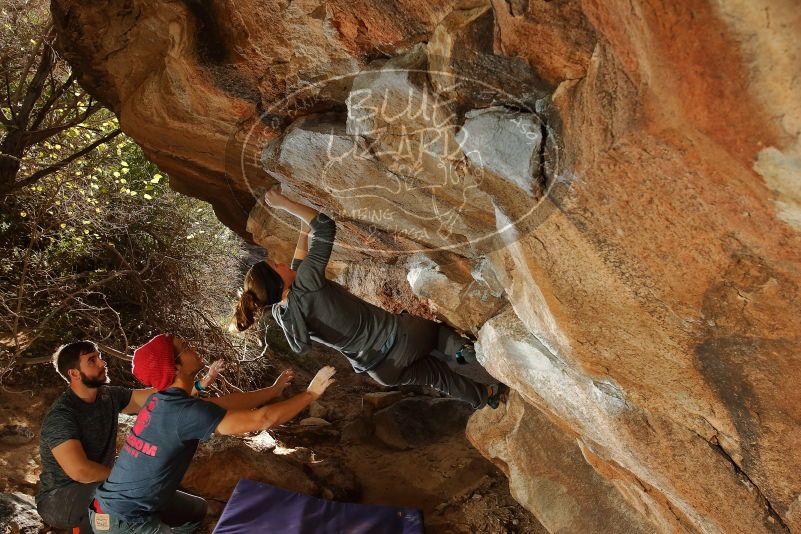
xmin=232 ymin=261 xmax=285 ymax=332
xmin=234 ymin=290 xmax=262 ymax=331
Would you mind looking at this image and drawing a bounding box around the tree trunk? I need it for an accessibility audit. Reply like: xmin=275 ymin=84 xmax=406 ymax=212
xmin=0 ymin=128 xmax=25 ymax=195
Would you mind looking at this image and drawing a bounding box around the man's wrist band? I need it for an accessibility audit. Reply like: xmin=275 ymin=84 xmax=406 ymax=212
xmin=194 ymin=380 xmax=206 ymax=392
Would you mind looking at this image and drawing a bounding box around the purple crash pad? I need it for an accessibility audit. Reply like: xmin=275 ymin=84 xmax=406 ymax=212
xmin=212 ymin=479 xmax=424 ymax=534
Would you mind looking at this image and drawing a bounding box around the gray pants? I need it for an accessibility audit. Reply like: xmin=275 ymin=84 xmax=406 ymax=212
xmin=89 ymin=490 xmax=207 ymax=533
xmin=37 ymin=482 xmax=98 ymax=533
xmin=368 ymin=314 xmax=488 ymax=408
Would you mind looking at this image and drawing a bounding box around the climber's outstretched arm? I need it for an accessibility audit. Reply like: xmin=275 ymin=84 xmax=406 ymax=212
xmin=292 ymin=221 xmax=310 ymax=266
xmin=264 ymin=187 xmax=318 ymax=224
xmin=263 ymin=188 xmax=336 ymax=289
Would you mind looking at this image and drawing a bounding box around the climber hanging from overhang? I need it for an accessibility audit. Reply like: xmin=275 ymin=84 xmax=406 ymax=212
xmin=233 ymin=185 xmax=508 ymax=410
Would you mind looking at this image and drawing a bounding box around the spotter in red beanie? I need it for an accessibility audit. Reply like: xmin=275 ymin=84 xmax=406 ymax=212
xmin=132 ymin=334 xmax=176 ymax=390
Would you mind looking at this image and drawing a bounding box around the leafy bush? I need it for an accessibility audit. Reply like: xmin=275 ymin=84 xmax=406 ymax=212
xmin=0 ymin=0 xmax=278 ymax=389
xmin=1 ymin=0 xmax=121 ymax=196
xmin=0 ymin=133 xmax=251 ymax=382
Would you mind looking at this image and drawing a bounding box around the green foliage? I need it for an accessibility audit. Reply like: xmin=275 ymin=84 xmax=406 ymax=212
xmin=0 ymin=0 xmax=270 ymax=387
xmin=0 ymin=130 xmax=250 ymax=382
xmin=1 ymin=0 xmax=121 ymax=195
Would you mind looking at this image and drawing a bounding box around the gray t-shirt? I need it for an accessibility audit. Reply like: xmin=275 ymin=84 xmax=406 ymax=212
xmin=275 ymin=213 xmax=398 ymax=372
xmin=37 ymin=386 xmax=132 ymax=501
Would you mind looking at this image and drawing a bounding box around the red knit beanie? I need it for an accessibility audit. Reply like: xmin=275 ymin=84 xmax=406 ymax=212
xmin=132 ymin=334 xmax=176 ymax=390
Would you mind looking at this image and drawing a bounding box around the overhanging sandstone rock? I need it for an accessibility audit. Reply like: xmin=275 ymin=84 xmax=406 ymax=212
xmin=467 ymin=392 xmax=655 ymax=533
xmin=472 ymin=306 xmax=791 ymax=532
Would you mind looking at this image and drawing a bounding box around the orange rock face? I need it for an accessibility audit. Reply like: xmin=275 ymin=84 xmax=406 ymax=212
xmin=52 ymin=0 xmax=801 ymax=531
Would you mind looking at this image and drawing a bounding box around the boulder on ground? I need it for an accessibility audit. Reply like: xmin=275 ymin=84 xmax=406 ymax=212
xmin=307 ymin=401 xmax=330 ymax=420
xmin=182 ymin=435 xmax=317 ymax=501
xmin=340 ymin=417 xmax=374 ymax=444
xmin=299 ymin=417 xmax=331 ymax=427
xmin=373 ymin=397 xmax=472 ymax=450
xmin=362 ymin=391 xmax=405 ymax=414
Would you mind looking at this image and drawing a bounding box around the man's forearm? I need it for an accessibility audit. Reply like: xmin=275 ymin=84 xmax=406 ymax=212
xmin=74 ymin=461 xmax=111 ymax=484
xmin=216 ymin=391 xmax=316 ymax=435
xmin=52 ymin=440 xmax=112 ymax=483
xmin=259 ymin=391 xmax=317 ymax=429
xmin=207 ymin=386 xmax=281 ymax=410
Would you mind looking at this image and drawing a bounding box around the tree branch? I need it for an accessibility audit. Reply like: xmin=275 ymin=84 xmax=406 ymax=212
xmin=23 ymin=100 xmax=103 ymax=147
xmin=29 ymin=72 xmax=76 ymax=131
xmin=51 ymin=88 xmax=89 ymax=127
xmin=11 ymin=225 xmax=38 ymax=357
xmin=18 ymin=341 xmax=133 ymax=365
xmin=10 ymin=36 xmax=45 ymax=105
xmin=18 ymin=268 xmax=137 ymax=353
xmin=9 ymin=128 xmax=121 ymax=192
xmin=96 ymin=342 xmax=133 ymax=362
xmin=3 ymin=68 xmax=17 ymax=123
xmin=17 ymin=41 xmax=54 ymax=128
xmin=0 ymin=105 xmax=11 ymax=127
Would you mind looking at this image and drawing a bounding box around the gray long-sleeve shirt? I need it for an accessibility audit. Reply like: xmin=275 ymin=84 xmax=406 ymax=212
xmin=273 ymin=213 xmax=398 ymax=372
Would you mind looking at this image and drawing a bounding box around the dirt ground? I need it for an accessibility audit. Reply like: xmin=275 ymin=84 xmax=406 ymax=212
xmin=0 ymin=345 xmax=543 ymax=534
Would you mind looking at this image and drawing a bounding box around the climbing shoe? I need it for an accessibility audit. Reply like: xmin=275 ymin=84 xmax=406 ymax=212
xmin=455 ymin=343 xmax=477 ymax=365
xmin=486 ymin=383 xmax=509 ymax=409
